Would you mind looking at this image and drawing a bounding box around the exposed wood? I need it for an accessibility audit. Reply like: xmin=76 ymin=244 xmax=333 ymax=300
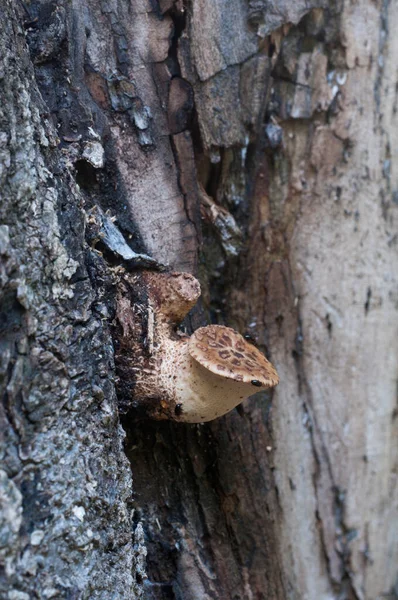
xmin=224 ymin=2 xmax=398 ymax=598
xmin=1 ymin=0 xmax=397 ymax=598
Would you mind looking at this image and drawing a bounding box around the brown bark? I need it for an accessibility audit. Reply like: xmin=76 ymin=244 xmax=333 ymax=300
xmin=1 ymin=0 xmax=397 ymax=599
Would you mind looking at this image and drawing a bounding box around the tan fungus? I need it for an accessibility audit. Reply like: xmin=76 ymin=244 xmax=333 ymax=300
xmin=189 ymin=325 xmax=279 ymax=388
xmin=124 ymin=270 xmax=279 ymax=422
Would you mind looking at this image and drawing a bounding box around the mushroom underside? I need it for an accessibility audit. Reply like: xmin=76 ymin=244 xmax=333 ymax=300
xmin=164 ymin=342 xmax=275 ymax=423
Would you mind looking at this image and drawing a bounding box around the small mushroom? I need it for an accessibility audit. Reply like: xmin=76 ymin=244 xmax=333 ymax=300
xmin=116 ymin=271 xmax=279 ymax=422
xmin=174 ymin=325 xmax=279 ymax=422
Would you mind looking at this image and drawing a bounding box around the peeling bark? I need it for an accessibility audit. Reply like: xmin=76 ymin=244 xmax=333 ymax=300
xmin=1 ymin=0 xmax=397 ymax=599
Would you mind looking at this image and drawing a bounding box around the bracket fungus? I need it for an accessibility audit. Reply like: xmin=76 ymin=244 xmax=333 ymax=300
xmin=115 ymin=271 xmax=279 ymax=423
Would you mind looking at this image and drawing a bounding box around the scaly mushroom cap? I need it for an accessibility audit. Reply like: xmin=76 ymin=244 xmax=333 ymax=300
xmin=188 ymin=325 xmax=279 ymax=388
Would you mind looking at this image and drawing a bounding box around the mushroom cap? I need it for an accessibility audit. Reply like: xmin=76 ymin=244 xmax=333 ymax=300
xmin=188 ymin=325 xmax=279 ymax=388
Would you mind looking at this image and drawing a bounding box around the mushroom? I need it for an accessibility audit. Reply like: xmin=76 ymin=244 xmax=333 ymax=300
xmin=174 ymin=325 xmax=279 ymax=422
xmin=116 ymin=271 xmax=279 ymax=422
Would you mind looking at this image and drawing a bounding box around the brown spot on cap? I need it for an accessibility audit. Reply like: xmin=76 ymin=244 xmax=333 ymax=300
xmin=188 ymin=325 xmax=279 ymax=387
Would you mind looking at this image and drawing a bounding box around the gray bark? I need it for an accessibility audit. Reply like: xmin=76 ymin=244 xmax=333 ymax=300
xmin=1 ymin=0 xmax=397 ymax=599
xmin=0 ymin=2 xmax=138 ymax=598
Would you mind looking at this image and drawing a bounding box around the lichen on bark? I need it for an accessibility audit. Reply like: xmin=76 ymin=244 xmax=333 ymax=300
xmin=0 ymin=2 xmax=139 ymax=597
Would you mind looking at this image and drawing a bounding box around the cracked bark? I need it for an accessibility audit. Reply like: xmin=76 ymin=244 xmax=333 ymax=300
xmin=1 ymin=0 xmax=397 ymax=599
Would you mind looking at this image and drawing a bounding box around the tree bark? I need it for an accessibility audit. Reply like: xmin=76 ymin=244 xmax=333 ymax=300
xmin=1 ymin=0 xmax=397 ymax=599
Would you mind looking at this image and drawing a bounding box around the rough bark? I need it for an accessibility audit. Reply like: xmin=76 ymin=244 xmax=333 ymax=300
xmin=0 ymin=2 xmax=139 ymax=599
xmin=1 ymin=1 xmax=397 ymax=600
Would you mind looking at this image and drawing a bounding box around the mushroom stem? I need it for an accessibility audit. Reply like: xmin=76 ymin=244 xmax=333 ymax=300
xmin=140 ymin=270 xmax=200 ymax=324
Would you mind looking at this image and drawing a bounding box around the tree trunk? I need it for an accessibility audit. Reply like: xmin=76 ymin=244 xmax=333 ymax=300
xmin=1 ymin=0 xmax=397 ymax=599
